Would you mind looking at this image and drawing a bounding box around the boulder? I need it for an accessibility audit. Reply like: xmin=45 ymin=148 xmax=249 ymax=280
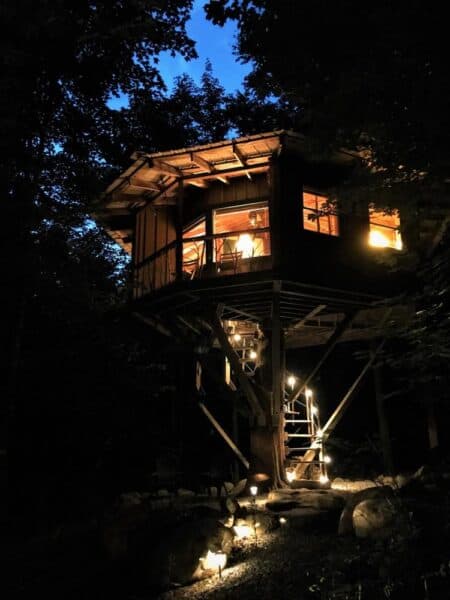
xmin=177 ymin=488 xmax=196 ymax=497
xmin=230 ymin=479 xmax=247 ymax=497
xmin=338 ymin=485 xmax=395 ymax=536
xmin=332 ymin=478 xmax=378 ymax=492
xmin=353 ymin=498 xmax=397 ymax=539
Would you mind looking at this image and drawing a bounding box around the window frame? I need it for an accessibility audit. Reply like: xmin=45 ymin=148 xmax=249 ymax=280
xmin=302 ymin=190 xmax=339 ymax=237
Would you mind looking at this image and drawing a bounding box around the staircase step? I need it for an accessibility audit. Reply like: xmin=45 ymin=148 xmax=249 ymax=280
xmin=285 ymin=419 xmax=311 ymax=423
xmin=286 ymin=433 xmax=313 ymax=438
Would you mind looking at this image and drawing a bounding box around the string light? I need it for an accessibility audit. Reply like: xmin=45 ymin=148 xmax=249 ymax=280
xmin=286 ymin=470 xmax=296 ymax=483
xmin=233 ymin=333 xmax=242 ymax=342
xmin=249 ymin=349 xmax=258 ymax=360
xmin=324 ymin=455 xmax=332 ymax=464
xmin=287 ymin=375 xmax=296 ymax=389
xmin=250 ymin=485 xmax=258 ymax=496
xmin=305 ymin=388 xmax=313 ymax=399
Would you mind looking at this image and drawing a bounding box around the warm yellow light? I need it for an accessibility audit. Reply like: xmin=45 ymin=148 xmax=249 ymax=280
xmin=311 ymin=405 xmax=319 ymax=416
xmin=250 ymin=485 xmax=258 ymax=496
xmin=279 ymin=517 xmax=287 ymax=524
xmin=286 ymin=470 xmax=296 ymax=483
xmin=287 ymin=375 xmax=296 ymax=390
xmin=233 ymin=524 xmax=253 ymax=539
xmin=200 ymin=550 xmax=227 ymax=571
xmin=236 ymin=233 xmax=254 ymax=258
xmin=369 ymin=230 xmax=390 ymax=248
xmin=233 ymin=333 xmax=242 ymax=342
xmin=324 ymin=455 xmax=332 ymax=464
xmin=305 ymin=388 xmax=313 ymax=399
xmin=316 ymin=429 xmax=323 ymax=438
xmin=249 ymin=350 xmax=258 ymax=360
xmin=319 ymin=474 xmax=329 ymax=484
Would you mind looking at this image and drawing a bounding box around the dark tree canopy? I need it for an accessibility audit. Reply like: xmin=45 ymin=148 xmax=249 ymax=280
xmin=205 ymin=1 xmax=450 ymax=176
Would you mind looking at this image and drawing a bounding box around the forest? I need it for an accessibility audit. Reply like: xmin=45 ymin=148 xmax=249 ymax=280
xmin=3 ymin=2 xmax=450 ymax=598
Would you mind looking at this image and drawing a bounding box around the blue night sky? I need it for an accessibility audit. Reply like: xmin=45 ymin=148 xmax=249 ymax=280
xmin=108 ymin=1 xmax=250 ymax=110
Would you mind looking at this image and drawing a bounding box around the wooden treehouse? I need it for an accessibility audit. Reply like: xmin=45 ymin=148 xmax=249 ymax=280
xmin=96 ymin=130 xmax=434 ymax=488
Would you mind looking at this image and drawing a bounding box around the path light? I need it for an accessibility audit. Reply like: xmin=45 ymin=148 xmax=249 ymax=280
xmin=233 ymin=524 xmax=253 ymax=539
xmin=250 ymin=485 xmax=258 ymax=496
xmin=200 ymin=550 xmax=227 ymax=574
xmin=287 ymin=375 xmax=296 ymax=390
xmin=249 ymin=349 xmax=258 ymax=360
xmin=279 ymin=517 xmax=287 ymax=524
xmin=324 ymin=455 xmax=332 ymax=464
xmin=319 ymin=474 xmax=329 ymax=484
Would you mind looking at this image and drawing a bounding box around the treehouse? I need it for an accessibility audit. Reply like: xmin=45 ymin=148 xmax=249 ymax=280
xmin=97 ymin=130 xmax=420 ymax=487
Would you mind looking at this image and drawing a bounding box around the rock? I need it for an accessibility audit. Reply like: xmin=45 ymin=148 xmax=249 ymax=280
xmin=353 ymin=498 xmax=397 ymax=539
xmin=177 ymin=488 xmax=196 ymax=497
xmin=267 ymin=489 xmax=345 ymax=512
xmin=209 ymin=486 xmax=218 ymax=497
xmin=222 ymin=496 xmax=240 ymax=515
xmin=338 ymin=485 xmax=395 ymax=536
xmin=223 ymin=481 xmax=234 ymax=493
xmin=332 ymin=478 xmax=378 ymax=492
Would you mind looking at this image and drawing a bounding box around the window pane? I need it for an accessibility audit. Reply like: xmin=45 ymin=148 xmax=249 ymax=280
xmin=184 ymin=218 xmax=206 ymax=239
xmin=369 ymin=206 xmax=402 ymax=249
xmin=303 ymin=192 xmax=338 ymax=236
xmin=214 ymin=203 xmax=269 ymax=234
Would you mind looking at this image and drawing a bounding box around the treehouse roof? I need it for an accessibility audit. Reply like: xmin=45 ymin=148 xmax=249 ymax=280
xmin=95 ymin=130 xmax=358 ymax=253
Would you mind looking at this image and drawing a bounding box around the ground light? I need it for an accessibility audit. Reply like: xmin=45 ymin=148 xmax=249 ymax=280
xmin=200 ymin=550 xmax=227 ymax=578
xmin=324 ymin=455 xmax=332 ymax=464
xmin=319 ymin=474 xmax=329 ymax=484
xmin=250 ymin=485 xmax=258 ymax=496
xmin=249 ymin=349 xmax=258 ymax=360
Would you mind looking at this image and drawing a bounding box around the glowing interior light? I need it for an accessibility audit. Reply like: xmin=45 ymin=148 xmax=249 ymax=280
xmin=286 ymin=470 xmax=296 ymax=483
xmin=233 ymin=524 xmax=253 ymax=539
xmin=250 ymin=485 xmax=258 ymax=496
xmin=279 ymin=517 xmax=287 ymax=524
xmin=395 ymin=232 xmax=403 ymax=250
xmin=249 ymin=350 xmax=258 ymax=360
xmin=311 ymin=405 xmax=319 ymax=416
xmin=319 ymin=474 xmax=329 ymax=484
xmin=236 ymin=233 xmax=254 ymax=258
xmin=200 ymin=550 xmax=227 ymax=571
xmin=369 ymin=230 xmax=390 ymax=248
xmin=233 ymin=333 xmax=242 ymax=342
xmin=287 ymin=375 xmax=296 ymax=389
xmin=324 ymin=455 xmax=332 ymax=464
xmin=305 ymin=388 xmax=313 ymax=399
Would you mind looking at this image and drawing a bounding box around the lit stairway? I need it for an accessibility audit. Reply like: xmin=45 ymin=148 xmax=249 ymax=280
xmin=283 ymin=381 xmax=329 ymax=483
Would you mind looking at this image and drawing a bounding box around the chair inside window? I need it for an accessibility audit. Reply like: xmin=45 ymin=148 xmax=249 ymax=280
xmin=182 ymin=257 xmax=200 ymax=280
xmin=219 ymin=250 xmax=243 ymax=273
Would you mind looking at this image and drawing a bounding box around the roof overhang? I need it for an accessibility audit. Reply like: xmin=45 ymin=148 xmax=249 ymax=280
xmin=95 ymin=130 xmax=359 ymax=254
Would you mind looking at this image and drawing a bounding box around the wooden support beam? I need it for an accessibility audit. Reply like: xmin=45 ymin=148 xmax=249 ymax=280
xmin=289 ymin=304 xmax=327 ymax=332
xmin=183 ymin=163 xmax=268 ymax=185
xmin=211 ymin=310 xmax=265 ymax=423
xmin=232 ymin=142 xmax=247 ymax=167
xmin=295 ymin=336 xmax=387 ymax=478
xmin=151 ymin=158 xmax=182 ymax=178
xmin=191 ymin=152 xmax=216 ymax=173
xmin=288 ymin=310 xmax=359 ymax=404
xmin=186 ymin=179 xmax=209 ymax=188
xmin=198 ymin=402 xmax=250 ymax=469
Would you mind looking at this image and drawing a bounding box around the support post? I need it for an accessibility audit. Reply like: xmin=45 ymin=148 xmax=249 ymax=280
xmin=175 ymin=180 xmax=183 ymax=280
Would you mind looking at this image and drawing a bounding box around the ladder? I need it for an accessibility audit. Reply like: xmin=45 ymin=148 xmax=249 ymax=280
xmin=283 ymin=381 xmax=328 ymax=483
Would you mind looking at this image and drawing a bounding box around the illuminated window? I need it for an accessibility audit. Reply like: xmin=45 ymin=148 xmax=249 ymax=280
xmin=182 ymin=218 xmax=206 ymax=277
xmin=303 ymin=192 xmax=338 ymax=236
xmin=368 ymin=205 xmax=402 ymax=250
xmin=213 ymin=203 xmax=270 ymax=263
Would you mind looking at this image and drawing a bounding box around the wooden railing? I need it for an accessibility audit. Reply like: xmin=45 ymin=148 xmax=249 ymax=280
xmin=133 ymin=227 xmax=271 ymax=298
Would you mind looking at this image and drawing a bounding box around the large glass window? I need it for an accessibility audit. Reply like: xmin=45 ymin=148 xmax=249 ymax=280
xmin=182 ymin=218 xmax=206 ymax=277
xmin=303 ymin=192 xmax=338 ymax=236
xmin=213 ymin=202 xmax=270 ymax=265
xmin=368 ymin=205 xmax=402 ymax=250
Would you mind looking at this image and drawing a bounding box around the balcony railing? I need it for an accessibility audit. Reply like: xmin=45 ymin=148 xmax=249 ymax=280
xmin=134 ymin=227 xmax=271 ymax=298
